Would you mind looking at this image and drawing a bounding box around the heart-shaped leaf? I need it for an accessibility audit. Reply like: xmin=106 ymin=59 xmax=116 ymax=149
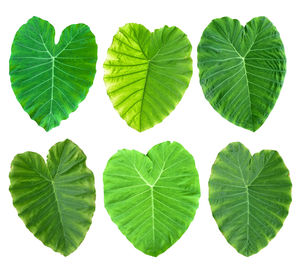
xmin=103 ymin=23 xmax=193 ymax=132
xmin=103 ymin=141 xmax=200 ymax=256
xmin=209 ymin=142 xmax=292 ymax=256
xmin=197 ymin=17 xmax=286 ymax=131
xmin=9 ymin=139 xmax=96 ymax=256
xmin=9 ymin=16 xmax=98 ymax=131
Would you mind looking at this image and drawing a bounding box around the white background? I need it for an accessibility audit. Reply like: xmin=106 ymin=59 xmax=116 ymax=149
xmin=0 ymin=0 xmax=299 ymax=269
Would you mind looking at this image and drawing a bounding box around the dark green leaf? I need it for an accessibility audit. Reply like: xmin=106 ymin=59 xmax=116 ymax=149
xmin=9 ymin=139 xmax=95 ymax=256
xmin=198 ymin=17 xmax=286 ymax=131
xmin=209 ymin=142 xmax=292 ymax=256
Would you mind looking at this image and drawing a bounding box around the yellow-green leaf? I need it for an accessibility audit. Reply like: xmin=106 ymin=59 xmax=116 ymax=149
xmin=103 ymin=141 xmax=200 ymax=256
xmin=104 ymin=23 xmax=192 ymax=132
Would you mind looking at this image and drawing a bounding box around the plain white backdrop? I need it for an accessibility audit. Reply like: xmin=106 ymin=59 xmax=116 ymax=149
xmin=1 ymin=0 xmax=299 ymax=269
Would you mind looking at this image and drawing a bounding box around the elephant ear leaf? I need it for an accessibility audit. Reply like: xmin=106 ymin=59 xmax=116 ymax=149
xmin=9 ymin=16 xmax=98 ymax=131
xmin=209 ymin=142 xmax=292 ymax=256
xmin=104 ymin=23 xmax=193 ymax=132
xmin=9 ymin=139 xmax=96 ymax=256
xmin=103 ymin=141 xmax=200 ymax=256
xmin=197 ymin=16 xmax=286 ymax=131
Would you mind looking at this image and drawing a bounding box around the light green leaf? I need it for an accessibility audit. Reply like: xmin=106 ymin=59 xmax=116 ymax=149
xmin=9 ymin=139 xmax=95 ymax=256
xmin=103 ymin=23 xmax=193 ymax=132
xmin=209 ymin=142 xmax=292 ymax=256
xmin=103 ymin=141 xmax=200 ymax=256
xmin=197 ymin=17 xmax=286 ymax=131
xmin=9 ymin=16 xmax=98 ymax=131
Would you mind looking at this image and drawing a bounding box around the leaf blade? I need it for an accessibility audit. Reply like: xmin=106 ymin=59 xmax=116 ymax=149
xmin=104 ymin=24 xmax=193 ymax=132
xmin=209 ymin=142 xmax=292 ymax=256
xmin=103 ymin=141 xmax=200 ymax=256
xmin=9 ymin=139 xmax=95 ymax=256
xmin=197 ymin=17 xmax=286 ymax=131
xmin=9 ymin=16 xmax=98 ymax=131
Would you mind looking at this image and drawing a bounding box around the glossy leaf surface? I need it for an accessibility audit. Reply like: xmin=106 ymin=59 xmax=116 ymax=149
xmin=103 ymin=141 xmax=200 ymax=256
xmin=9 ymin=139 xmax=95 ymax=256
xmin=104 ymin=23 xmax=192 ymax=132
xmin=198 ymin=17 xmax=286 ymax=131
xmin=209 ymin=142 xmax=292 ymax=256
xmin=9 ymin=16 xmax=97 ymax=131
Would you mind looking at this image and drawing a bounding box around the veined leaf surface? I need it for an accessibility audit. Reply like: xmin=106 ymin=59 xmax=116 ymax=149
xmin=197 ymin=17 xmax=286 ymax=131
xmin=209 ymin=142 xmax=292 ymax=256
xmin=9 ymin=139 xmax=96 ymax=256
xmin=104 ymin=23 xmax=193 ymax=132
xmin=103 ymin=141 xmax=200 ymax=256
xmin=9 ymin=16 xmax=97 ymax=131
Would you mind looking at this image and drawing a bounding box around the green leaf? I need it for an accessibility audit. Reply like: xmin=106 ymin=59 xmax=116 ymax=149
xmin=9 ymin=139 xmax=95 ymax=256
xmin=197 ymin=17 xmax=286 ymax=131
xmin=103 ymin=23 xmax=193 ymax=132
xmin=9 ymin=16 xmax=98 ymax=131
xmin=209 ymin=142 xmax=292 ymax=256
xmin=103 ymin=141 xmax=200 ymax=256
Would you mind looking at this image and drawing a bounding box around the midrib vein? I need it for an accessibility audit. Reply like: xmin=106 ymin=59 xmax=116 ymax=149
xmin=134 ymin=163 xmax=166 ymax=245
xmin=150 ymin=188 xmax=155 ymax=243
xmin=226 ymin=35 xmax=253 ymax=127
xmin=237 ymin=154 xmax=250 ymax=249
xmin=241 ymin=58 xmax=253 ymax=127
xmin=245 ymin=185 xmax=250 ymax=246
xmin=50 ymin=57 xmax=55 ymax=114
xmin=139 ymin=59 xmax=150 ymax=131
xmin=50 ymin=179 xmax=67 ymax=243
xmin=40 ymin=35 xmax=55 ymax=117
